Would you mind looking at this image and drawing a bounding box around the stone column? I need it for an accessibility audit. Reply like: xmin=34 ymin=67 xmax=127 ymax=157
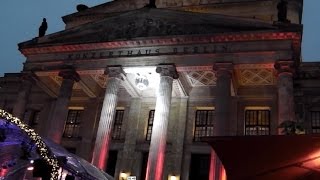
xmin=115 ymin=98 xmax=142 ymax=179
xmin=92 ymin=66 xmax=124 ymax=170
xmin=212 ymin=63 xmax=233 ymax=180
xmin=275 ymin=61 xmax=295 ymax=134
xmin=213 ymin=63 xmax=233 ymax=136
xmin=12 ymin=73 xmax=36 ymax=120
xmin=146 ymin=64 xmax=178 ymax=180
xmin=77 ymin=98 xmax=100 ymax=161
xmin=47 ymin=69 xmax=80 ymax=144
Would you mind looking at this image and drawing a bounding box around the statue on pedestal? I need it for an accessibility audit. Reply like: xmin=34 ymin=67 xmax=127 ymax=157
xmin=38 ymin=18 xmax=48 ymax=37
xmin=277 ymin=0 xmax=289 ymax=22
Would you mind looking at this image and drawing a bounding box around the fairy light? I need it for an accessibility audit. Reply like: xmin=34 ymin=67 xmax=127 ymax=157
xmin=0 ymin=109 xmax=60 ymax=180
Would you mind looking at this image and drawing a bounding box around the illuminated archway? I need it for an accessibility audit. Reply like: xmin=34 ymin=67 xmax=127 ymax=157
xmin=0 ymin=109 xmax=60 ymax=180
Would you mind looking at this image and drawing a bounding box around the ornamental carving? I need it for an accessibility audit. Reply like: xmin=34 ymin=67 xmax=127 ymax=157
xmin=274 ymin=61 xmax=295 ymax=75
xmin=105 ymin=66 xmax=126 ymax=80
xmin=58 ymin=69 xmax=80 ymax=82
xmin=236 ymin=68 xmax=275 ymax=86
xmin=90 ymin=18 xmax=230 ymax=42
xmin=183 ymin=71 xmax=216 ymax=86
xmin=156 ymin=64 xmax=179 ymax=79
xmin=51 ymin=76 xmax=81 ymax=90
xmin=91 ymin=74 xmax=108 ymax=88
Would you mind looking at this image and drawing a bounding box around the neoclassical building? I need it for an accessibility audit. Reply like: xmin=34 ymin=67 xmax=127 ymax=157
xmin=1 ymin=0 xmax=320 ymax=179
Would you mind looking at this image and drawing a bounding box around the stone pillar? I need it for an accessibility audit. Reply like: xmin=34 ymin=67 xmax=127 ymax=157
xmin=170 ymin=97 xmax=188 ymax=179
xmin=47 ymin=69 xmax=80 ymax=144
xmin=275 ymin=61 xmax=295 ymax=134
xmin=77 ymin=98 xmax=100 ymax=161
xmin=12 ymin=73 xmax=36 ymax=120
xmin=115 ymin=98 xmax=142 ymax=179
xmin=212 ymin=63 xmax=233 ymax=180
xmin=213 ymin=63 xmax=233 ymax=136
xmin=92 ymin=66 xmax=124 ymax=170
xmin=146 ymin=64 xmax=178 ymax=180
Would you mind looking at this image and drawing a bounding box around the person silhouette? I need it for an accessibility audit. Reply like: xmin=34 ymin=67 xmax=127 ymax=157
xmin=38 ymin=18 xmax=48 ymax=37
xmin=277 ymin=0 xmax=288 ymax=22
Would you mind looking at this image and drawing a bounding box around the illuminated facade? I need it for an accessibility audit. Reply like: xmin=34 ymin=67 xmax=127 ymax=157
xmin=1 ymin=0 xmax=320 ymax=179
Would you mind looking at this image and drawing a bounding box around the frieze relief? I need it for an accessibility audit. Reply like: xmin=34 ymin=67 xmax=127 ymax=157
xmin=52 ymin=17 xmax=233 ymax=44
xmin=183 ymin=71 xmax=217 ymax=87
xmin=236 ymin=68 xmax=275 ymax=86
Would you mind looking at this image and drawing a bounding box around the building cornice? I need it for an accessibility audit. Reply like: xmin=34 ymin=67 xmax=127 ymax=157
xmin=20 ymin=32 xmax=301 ymax=56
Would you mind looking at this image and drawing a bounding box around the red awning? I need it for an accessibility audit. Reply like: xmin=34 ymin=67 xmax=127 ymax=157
xmin=203 ymin=135 xmax=320 ymax=180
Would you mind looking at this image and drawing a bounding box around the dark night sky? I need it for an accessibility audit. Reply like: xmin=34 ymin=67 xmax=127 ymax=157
xmin=0 ymin=1 xmax=318 ymax=76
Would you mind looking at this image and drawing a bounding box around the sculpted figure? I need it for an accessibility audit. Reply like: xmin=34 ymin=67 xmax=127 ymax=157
xmin=277 ymin=0 xmax=288 ymax=22
xmin=38 ymin=18 xmax=48 ymax=37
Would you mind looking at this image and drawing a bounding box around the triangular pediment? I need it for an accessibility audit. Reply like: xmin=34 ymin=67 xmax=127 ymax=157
xmin=19 ymin=7 xmax=276 ymax=48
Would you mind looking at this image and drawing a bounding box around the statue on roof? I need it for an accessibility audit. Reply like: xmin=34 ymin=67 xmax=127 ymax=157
xmin=277 ymin=0 xmax=288 ymax=22
xmin=77 ymin=4 xmax=89 ymax=12
xmin=38 ymin=18 xmax=48 ymax=37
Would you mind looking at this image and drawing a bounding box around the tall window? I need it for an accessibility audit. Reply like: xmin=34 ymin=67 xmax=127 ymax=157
xmin=63 ymin=110 xmax=82 ymax=138
xmin=112 ymin=110 xmax=124 ymax=140
xmin=245 ymin=109 xmax=270 ymax=135
xmin=311 ymin=111 xmax=320 ymax=133
xmin=194 ymin=110 xmax=215 ymax=141
xmin=146 ymin=110 xmax=155 ymax=141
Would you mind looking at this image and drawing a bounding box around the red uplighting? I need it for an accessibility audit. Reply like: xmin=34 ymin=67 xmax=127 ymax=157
xmin=209 ymin=149 xmax=216 ymax=180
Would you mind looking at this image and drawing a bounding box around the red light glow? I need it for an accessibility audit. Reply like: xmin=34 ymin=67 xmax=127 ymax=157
xmin=209 ymin=149 xmax=216 ymax=180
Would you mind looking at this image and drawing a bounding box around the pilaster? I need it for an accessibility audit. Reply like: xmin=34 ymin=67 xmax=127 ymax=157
xmin=12 ymin=72 xmax=36 ymax=120
xmin=115 ymin=98 xmax=142 ymax=180
xmin=77 ymin=98 xmax=100 ymax=161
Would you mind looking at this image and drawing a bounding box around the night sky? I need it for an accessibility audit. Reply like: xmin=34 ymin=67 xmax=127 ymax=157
xmin=0 ymin=1 xmax=318 ymax=76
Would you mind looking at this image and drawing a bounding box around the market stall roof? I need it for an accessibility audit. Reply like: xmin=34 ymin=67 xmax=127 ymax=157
xmin=0 ymin=116 xmax=114 ymax=180
xmin=203 ymin=135 xmax=320 ymax=180
xmin=44 ymin=139 xmax=114 ymax=180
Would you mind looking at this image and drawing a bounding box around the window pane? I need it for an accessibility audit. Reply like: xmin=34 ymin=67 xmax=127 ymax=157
xmin=245 ymin=110 xmax=270 ymax=136
xmin=194 ymin=110 xmax=215 ymax=141
xmin=311 ymin=111 xmax=320 ymax=133
xmin=63 ymin=110 xmax=83 ymax=138
xmin=112 ymin=110 xmax=124 ymax=140
xmin=146 ymin=110 xmax=155 ymax=141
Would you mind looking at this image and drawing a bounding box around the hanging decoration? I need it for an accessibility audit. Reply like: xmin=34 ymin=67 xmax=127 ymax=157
xmin=0 ymin=109 xmax=60 ymax=180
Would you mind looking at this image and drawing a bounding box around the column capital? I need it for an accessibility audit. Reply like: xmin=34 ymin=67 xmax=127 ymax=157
xmin=274 ymin=61 xmax=295 ymax=76
xmin=156 ymin=64 xmax=179 ymax=79
xmin=58 ymin=69 xmax=80 ymax=82
xmin=105 ymin=66 xmax=125 ymax=80
xmin=213 ymin=63 xmax=233 ymax=78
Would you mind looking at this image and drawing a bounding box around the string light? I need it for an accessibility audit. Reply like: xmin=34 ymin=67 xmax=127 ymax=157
xmin=0 ymin=109 xmax=60 ymax=180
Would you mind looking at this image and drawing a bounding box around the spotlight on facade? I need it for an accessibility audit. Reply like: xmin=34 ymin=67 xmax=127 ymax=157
xmin=135 ymin=74 xmax=149 ymax=90
xmin=168 ymin=175 xmax=179 ymax=180
xmin=120 ymin=172 xmax=129 ymax=180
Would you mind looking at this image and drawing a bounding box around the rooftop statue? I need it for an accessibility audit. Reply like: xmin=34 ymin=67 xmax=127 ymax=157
xmin=77 ymin=4 xmax=89 ymax=12
xmin=38 ymin=18 xmax=48 ymax=37
xmin=277 ymin=0 xmax=289 ymax=22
